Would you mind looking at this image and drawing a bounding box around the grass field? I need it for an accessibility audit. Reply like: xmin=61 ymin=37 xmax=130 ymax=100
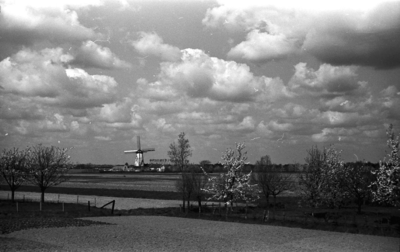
xmin=1 ymin=172 xmax=399 ymax=237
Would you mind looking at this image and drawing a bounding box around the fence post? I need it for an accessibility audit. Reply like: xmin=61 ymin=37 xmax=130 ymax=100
xmin=62 ymin=202 xmax=65 ymax=212
xmin=88 ymin=201 xmax=91 ymax=212
xmin=198 ymin=205 xmax=201 ymax=217
xmin=245 ymin=202 xmax=248 ymax=220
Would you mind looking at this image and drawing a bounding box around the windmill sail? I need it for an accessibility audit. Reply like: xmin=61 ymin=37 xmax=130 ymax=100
xmin=124 ymin=136 xmax=155 ymax=167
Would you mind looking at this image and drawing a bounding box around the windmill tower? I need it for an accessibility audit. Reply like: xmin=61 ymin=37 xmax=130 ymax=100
xmin=124 ymin=136 xmax=155 ymax=169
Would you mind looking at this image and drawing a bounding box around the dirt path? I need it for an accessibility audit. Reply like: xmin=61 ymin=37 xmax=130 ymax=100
xmin=1 ymin=216 xmax=398 ymax=252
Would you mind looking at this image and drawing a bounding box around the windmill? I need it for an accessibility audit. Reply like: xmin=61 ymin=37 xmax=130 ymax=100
xmin=124 ymin=136 xmax=155 ymax=168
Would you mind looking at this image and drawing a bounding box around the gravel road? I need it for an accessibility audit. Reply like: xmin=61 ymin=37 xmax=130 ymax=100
xmin=1 ymin=216 xmax=398 ymax=252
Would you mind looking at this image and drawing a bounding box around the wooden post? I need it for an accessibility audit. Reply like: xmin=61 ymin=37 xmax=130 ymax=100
xmin=88 ymin=201 xmax=90 ymax=212
xmin=198 ymin=205 xmax=201 ymax=217
xmin=111 ymin=200 xmax=115 ymax=215
xmin=245 ymin=202 xmax=248 ymax=220
xmin=62 ymin=202 xmax=65 ymax=212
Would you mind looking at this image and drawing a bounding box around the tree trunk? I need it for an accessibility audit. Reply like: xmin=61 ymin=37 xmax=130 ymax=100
xmin=225 ymin=201 xmax=229 ymax=221
xmin=41 ymin=188 xmax=46 ymax=204
xmin=357 ymin=200 xmax=362 ymax=214
xmin=11 ymin=189 xmax=15 ymax=202
xmin=182 ymin=196 xmax=186 ymax=212
xmin=197 ymin=196 xmax=202 ymax=212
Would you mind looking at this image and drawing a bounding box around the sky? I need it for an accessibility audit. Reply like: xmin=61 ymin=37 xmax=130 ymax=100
xmin=0 ymin=0 xmax=400 ymax=165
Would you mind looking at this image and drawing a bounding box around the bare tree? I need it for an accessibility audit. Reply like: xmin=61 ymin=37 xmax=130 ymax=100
xmin=255 ymin=154 xmax=272 ymax=168
xmin=0 ymin=148 xmax=29 ymax=202
xmin=175 ymin=172 xmax=194 ymax=212
xmin=168 ymin=132 xmax=192 ymax=211
xmin=343 ymin=162 xmax=373 ymax=214
xmin=168 ymin=132 xmax=192 ymax=172
xmin=192 ymin=170 xmax=208 ymax=210
xmin=252 ymin=166 xmax=295 ymax=209
xmin=25 ymin=144 xmax=72 ymax=203
xmin=299 ymin=146 xmax=327 ymax=208
xmin=200 ymin=160 xmax=213 ymax=173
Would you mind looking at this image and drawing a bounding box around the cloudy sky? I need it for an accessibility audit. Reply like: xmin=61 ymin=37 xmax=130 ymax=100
xmin=1 ymin=0 xmax=400 ymax=165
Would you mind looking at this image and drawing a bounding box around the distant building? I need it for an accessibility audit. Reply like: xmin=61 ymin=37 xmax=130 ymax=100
xmin=149 ymin=159 xmax=173 ymax=165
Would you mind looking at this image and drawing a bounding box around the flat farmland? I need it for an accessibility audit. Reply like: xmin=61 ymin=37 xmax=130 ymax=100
xmin=61 ymin=173 xmax=182 ymax=192
xmin=61 ymin=172 xmax=300 ymax=193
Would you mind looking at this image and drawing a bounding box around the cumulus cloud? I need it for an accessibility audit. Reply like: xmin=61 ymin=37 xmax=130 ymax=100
xmin=288 ymin=63 xmax=366 ymax=97
xmin=302 ymin=2 xmax=400 ymax=69
xmin=226 ymin=116 xmax=256 ymax=132
xmin=131 ymin=32 xmax=181 ymax=62
xmin=0 ymin=47 xmax=119 ymax=109
xmin=71 ymin=41 xmax=131 ymax=69
xmin=203 ymin=1 xmax=400 ymax=68
xmin=227 ymin=30 xmax=299 ymax=62
xmin=379 ymin=85 xmax=400 ymax=120
xmin=149 ymin=48 xmax=290 ymax=103
xmin=0 ymin=1 xmax=101 ymax=57
xmin=312 ymin=127 xmax=360 ymax=143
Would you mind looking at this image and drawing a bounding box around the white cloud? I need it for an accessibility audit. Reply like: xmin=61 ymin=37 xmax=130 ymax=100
xmin=71 ymin=41 xmax=131 ymax=69
xmin=153 ymin=118 xmax=175 ymax=133
xmin=0 ymin=1 xmax=101 ymax=55
xmin=228 ymin=30 xmax=298 ymax=62
xmin=0 ymin=47 xmax=120 ymax=111
xmin=226 ymin=116 xmax=256 ymax=132
xmin=154 ymin=48 xmax=289 ymax=103
xmin=0 ymin=48 xmax=71 ymax=97
xmin=204 ymin=1 xmax=400 ymax=68
xmin=312 ymin=127 xmax=360 ymax=143
xmin=267 ymin=120 xmax=294 ymax=132
xmin=288 ymin=63 xmax=365 ymax=96
xmin=131 ymin=32 xmax=181 ymax=62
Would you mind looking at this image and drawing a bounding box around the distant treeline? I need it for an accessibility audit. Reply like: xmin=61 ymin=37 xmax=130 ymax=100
xmin=73 ymin=162 xmax=379 ymax=173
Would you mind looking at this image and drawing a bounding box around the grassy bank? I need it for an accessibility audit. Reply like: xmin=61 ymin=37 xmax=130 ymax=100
xmin=1 ymin=199 xmax=399 ymax=238
xmin=0 ymin=185 xmax=182 ymax=200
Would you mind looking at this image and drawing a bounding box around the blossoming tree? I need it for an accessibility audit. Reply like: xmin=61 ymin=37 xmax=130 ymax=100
xmin=371 ymin=124 xmax=400 ymax=207
xmin=202 ymin=143 xmax=259 ymax=216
